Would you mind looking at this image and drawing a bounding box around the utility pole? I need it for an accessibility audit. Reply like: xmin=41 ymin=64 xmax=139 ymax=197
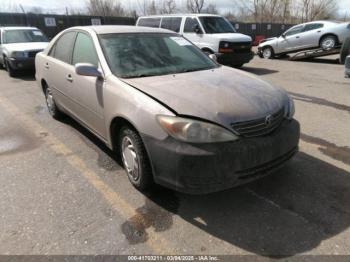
xmin=19 ymin=4 xmax=28 ymax=26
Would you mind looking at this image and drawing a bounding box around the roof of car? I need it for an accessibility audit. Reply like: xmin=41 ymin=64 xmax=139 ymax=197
xmin=138 ymin=13 xmax=221 ymax=18
xmin=0 ymin=26 xmax=38 ymax=30
xmin=69 ymin=25 xmax=174 ymax=35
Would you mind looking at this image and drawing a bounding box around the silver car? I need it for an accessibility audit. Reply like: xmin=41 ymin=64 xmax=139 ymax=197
xmin=35 ymin=26 xmax=300 ymax=194
xmin=0 ymin=27 xmax=49 ymax=76
xmin=258 ymin=21 xmax=350 ymax=59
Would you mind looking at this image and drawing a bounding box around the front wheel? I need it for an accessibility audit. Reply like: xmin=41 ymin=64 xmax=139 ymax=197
xmin=119 ymin=126 xmax=154 ymax=191
xmin=262 ymin=47 xmax=274 ymax=59
xmin=320 ymin=35 xmax=337 ymax=50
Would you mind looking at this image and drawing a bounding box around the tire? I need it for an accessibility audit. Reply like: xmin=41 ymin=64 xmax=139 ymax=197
xmin=262 ymin=46 xmax=274 ymax=59
xmin=119 ymin=126 xmax=154 ymax=191
xmin=320 ymin=35 xmax=337 ymax=51
xmin=44 ymin=86 xmax=64 ymax=119
xmin=5 ymin=59 xmax=17 ymax=77
xmin=340 ymin=37 xmax=350 ymax=64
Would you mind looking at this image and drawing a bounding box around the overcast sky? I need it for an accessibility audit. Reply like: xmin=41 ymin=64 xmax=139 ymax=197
xmin=2 ymin=0 xmax=350 ymax=15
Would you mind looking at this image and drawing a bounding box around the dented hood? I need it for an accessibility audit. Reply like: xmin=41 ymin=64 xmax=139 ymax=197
xmin=122 ymin=66 xmax=288 ymax=129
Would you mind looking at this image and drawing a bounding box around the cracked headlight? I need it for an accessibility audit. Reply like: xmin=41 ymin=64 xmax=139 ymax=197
xmin=157 ymin=115 xmax=238 ymax=143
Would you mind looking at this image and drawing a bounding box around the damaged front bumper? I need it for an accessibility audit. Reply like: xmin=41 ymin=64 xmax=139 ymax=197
xmin=142 ymin=119 xmax=300 ymax=194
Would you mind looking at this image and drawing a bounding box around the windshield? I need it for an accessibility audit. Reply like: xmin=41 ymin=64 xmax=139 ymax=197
xmin=199 ymin=17 xmax=236 ymax=34
xmin=3 ymin=29 xmax=48 ymax=44
xmin=99 ymin=33 xmax=218 ymax=78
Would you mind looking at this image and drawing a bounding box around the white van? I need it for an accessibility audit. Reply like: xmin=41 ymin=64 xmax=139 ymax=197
xmin=136 ymin=14 xmax=254 ymax=67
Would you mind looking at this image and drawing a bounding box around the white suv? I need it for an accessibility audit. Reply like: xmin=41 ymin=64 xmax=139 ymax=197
xmin=136 ymin=14 xmax=254 ymax=68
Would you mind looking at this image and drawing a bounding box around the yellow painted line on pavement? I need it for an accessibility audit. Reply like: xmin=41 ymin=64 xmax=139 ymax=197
xmin=0 ymin=94 xmax=175 ymax=254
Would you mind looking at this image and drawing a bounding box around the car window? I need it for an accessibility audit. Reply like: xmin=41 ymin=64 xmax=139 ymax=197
xmin=285 ymin=25 xmax=303 ymax=36
xmin=52 ymin=31 xmax=77 ymax=64
xmin=199 ymin=17 xmax=236 ymax=34
xmin=138 ymin=18 xmax=161 ymax=28
xmin=99 ymin=33 xmax=217 ymax=78
xmin=72 ymin=32 xmax=98 ymax=66
xmin=184 ymin=17 xmax=202 ymax=33
xmin=3 ymin=29 xmax=48 ymax=44
xmin=303 ymin=23 xmax=324 ymax=32
xmin=160 ymin=17 xmax=182 ymax=33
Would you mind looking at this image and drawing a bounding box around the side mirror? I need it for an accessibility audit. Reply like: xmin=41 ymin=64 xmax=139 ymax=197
xmin=281 ymin=34 xmax=286 ymax=38
xmin=75 ymin=63 xmax=103 ymax=78
xmin=208 ymin=54 xmax=217 ymax=62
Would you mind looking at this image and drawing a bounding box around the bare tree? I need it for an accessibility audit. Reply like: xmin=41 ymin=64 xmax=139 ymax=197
xmin=27 ymin=6 xmax=43 ymax=14
xmin=161 ymin=0 xmax=177 ymax=14
xmin=235 ymin=0 xmax=338 ymax=23
xmin=0 ymin=0 xmax=19 ymax=12
xmin=86 ymin=0 xmax=126 ymax=17
xmin=147 ymin=0 xmax=158 ymax=15
xmin=186 ymin=0 xmax=205 ymax=13
xmin=205 ymin=4 xmax=218 ymax=14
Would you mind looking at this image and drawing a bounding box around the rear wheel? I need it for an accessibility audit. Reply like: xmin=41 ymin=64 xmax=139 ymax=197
xmin=320 ymin=35 xmax=337 ymax=50
xmin=44 ymin=86 xmax=64 ymax=119
xmin=119 ymin=126 xmax=154 ymax=191
xmin=262 ymin=47 xmax=274 ymax=59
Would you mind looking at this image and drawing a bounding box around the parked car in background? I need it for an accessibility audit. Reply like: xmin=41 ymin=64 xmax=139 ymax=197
xmin=345 ymin=56 xmax=350 ymax=78
xmin=0 ymin=27 xmax=49 ymax=76
xmin=136 ymin=14 xmax=254 ymax=68
xmin=36 ymin=26 xmax=299 ymax=194
xmin=258 ymin=21 xmax=350 ymax=59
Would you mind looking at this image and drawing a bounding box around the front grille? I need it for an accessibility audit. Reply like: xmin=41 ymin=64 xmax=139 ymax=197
xmin=231 ymin=108 xmax=285 ymax=138
xmin=219 ymin=41 xmax=252 ymax=53
xmin=27 ymin=50 xmax=40 ymax=58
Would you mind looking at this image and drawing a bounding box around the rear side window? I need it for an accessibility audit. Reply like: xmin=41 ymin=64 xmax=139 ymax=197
xmin=138 ymin=18 xmax=161 ymax=28
xmin=160 ymin=17 xmax=182 ymax=33
xmin=51 ymin=31 xmax=76 ymax=64
xmin=184 ymin=17 xmax=201 ymax=33
xmin=303 ymin=23 xmax=323 ymax=32
xmin=72 ymin=32 xmax=98 ymax=66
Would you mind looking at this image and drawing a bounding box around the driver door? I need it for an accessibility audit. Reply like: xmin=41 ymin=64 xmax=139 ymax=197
xmin=277 ymin=25 xmax=304 ymax=52
xmin=182 ymin=17 xmax=205 ymax=48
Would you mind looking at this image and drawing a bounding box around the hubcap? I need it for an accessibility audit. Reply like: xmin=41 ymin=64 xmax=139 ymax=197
xmin=322 ymin=39 xmax=335 ymax=50
xmin=45 ymin=88 xmax=54 ymax=114
xmin=121 ymin=136 xmax=139 ymax=181
xmin=263 ymin=49 xmax=272 ymax=58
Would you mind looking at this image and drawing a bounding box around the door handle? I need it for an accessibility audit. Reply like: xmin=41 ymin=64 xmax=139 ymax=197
xmin=66 ymin=74 xmax=73 ymax=82
xmin=296 ymin=36 xmax=300 ymax=39
xmin=44 ymin=63 xmax=49 ymax=69
xmin=317 ymin=30 xmax=321 ymax=33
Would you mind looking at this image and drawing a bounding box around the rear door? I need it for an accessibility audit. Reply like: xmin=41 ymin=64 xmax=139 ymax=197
xmin=70 ymin=32 xmax=106 ymax=138
xmin=45 ymin=31 xmax=77 ymax=113
xmin=299 ymin=23 xmax=324 ymax=49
